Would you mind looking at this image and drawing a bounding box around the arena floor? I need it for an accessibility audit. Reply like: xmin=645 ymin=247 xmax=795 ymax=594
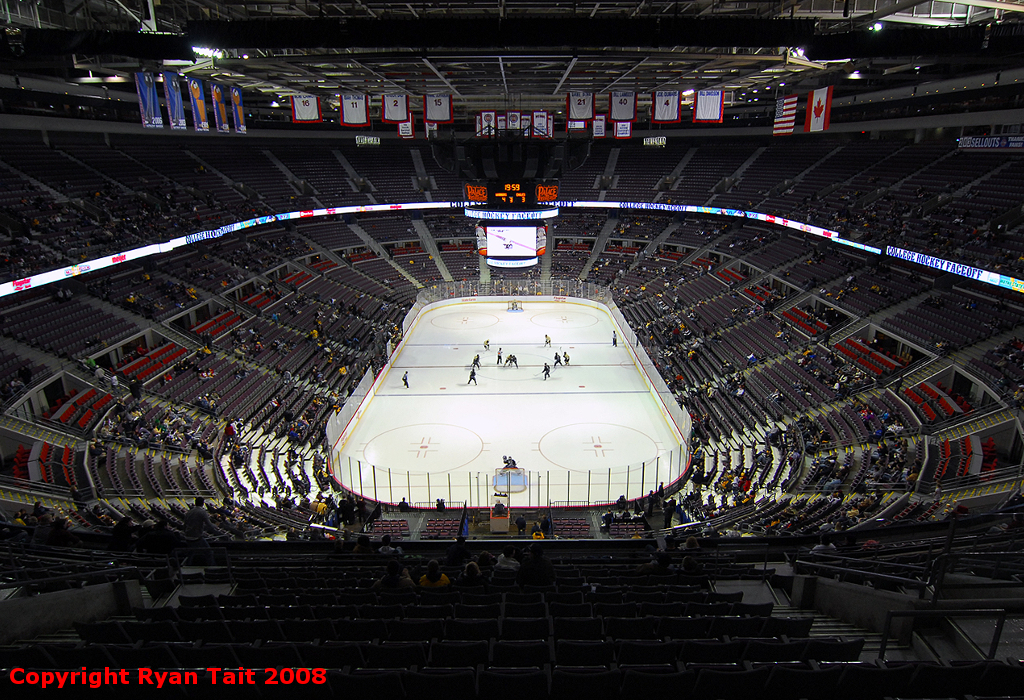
xmin=333 ymin=300 xmax=685 ymax=508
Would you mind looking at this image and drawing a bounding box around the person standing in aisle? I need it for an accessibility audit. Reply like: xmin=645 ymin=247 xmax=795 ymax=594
xmin=542 ymin=363 xmax=551 ymax=381
xmin=612 ymin=331 xmax=617 ymax=347
xmin=472 ymin=354 xmax=481 ymax=370
xmin=497 ymin=348 xmax=503 ymax=365
xmin=544 ymin=335 xmax=552 ymax=347
xmin=468 ymin=368 xmax=477 ymax=385
xmin=402 ymin=372 xmax=409 ymax=389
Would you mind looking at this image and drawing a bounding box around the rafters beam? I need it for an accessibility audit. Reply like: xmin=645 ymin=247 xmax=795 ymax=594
xmin=552 ymin=57 xmax=578 ymax=95
xmin=422 ymin=58 xmax=461 ymax=96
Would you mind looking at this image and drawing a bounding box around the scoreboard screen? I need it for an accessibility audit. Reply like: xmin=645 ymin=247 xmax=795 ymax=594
xmin=464 ymin=181 xmax=559 ymax=209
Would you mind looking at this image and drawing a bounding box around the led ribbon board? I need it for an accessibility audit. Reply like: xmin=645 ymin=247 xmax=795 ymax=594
xmin=6 ymin=200 xmax=1021 ymax=298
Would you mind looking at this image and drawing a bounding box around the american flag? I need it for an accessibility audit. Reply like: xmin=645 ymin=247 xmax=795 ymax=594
xmin=773 ymin=95 xmax=799 ymax=135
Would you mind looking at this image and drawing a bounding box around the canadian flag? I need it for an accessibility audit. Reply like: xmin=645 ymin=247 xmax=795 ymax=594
xmin=804 ymin=86 xmax=834 ymax=132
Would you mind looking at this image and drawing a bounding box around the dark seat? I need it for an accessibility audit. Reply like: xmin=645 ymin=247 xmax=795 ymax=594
xmin=552 ymin=617 xmax=603 ymax=641
xmin=296 ymin=641 xmax=365 ymax=669
xmin=680 ymin=639 xmax=746 ymax=664
xmin=387 ymin=618 xmax=445 ymax=642
xmin=620 ymin=669 xmax=695 ymax=696
xmin=363 ymin=642 xmax=428 ymax=669
xmin=170 ymin=643 xmax=241 ymax=669
xmin=280 ymin=619 xmax=335 ymax=643
xmin=551 ymin=668 xmax=621 ymax=696
xmin=227 ymin=620 xmax=283 ymax=643
xmin=404 ymin=669 xmax=476 ymax=698
xmin=831 ymin=662 xmax=915 ymax=700
xmin=594 ymin=602 xmax=639 ymax=618
xmin=802 ymin=637 xmax=865 ymax=662
xmin=428 ymin=639 xmax=489 ymax=667
xmin=616 ymin=640 xmax=679 ymax=665
xmin=904 ymin=661 xmax=988 ymax=698
xmin=178 ymin=594 xmax=218 ymax=607
xmin=333 ymin=618 xmax=388 ymax=641
xmin=133 ymin=606 xmax=180 ymax=622
xmin=658 ymin=616 xmax=711 ymax=640
xmin=501 ymin=617 xmax=552 ymax=640
xmin=462 ymin=593 xmax=503 ymax=605
xmin=455 ymin=603 xmax=502 ymax=619
xmin=491 ymin=640 xmax=553 ymax=667
xmin=761 ymin=616 xmax=813 ymax=638
xmin=504 ymin=592 xmax=544 ymax=604
xmin=403 ymin=603 xmax=454 ymax=619
xmin=604 ymin=616 xmax=660 ymax=641
xmin=730 ymin=601 xmax=774 ymax=617
xmin=504 ymin=601 xmax=548 ymax=618
xmin=106 ymin=642 xmax=180 ymax=669
xmin=763 ymin=662 xmax=844 ymax=700
xmin=445 ymin=618 xmax=501 ymax=641
xmin=707 ymin=616 xmax=766 ymax=638
xmin=548 ymin=602 xmax=593 ymax=618
xmin=545 ymin=591 xmax=584 ymax=605
xmin=234 ymin=642 xmax=305 ymax=669
xmin=122 ymin=620 xmax=184 ymax=643
xmin=326 ymin=669 xmax=406 ymax=697
xmin=639 ymin=601 xmax=685 ymax=617
xmin=554 ymin=640 xmax=615 ymax=668
xmin=478 ymin=668 xmax=550 ymax=699
xmin=45 ymin=643 xmax=117 ymax=668
xmin=743 ymin=639 xmax=807 ymax=662
xmin=418 ymin=590 xmax=462 ymax=605
xmin=360 ymin=604 xmax=404 ymax=619
xmin=74 ymin=621 xmax=132 ymax=644
xmin=691 ymin=665 xmax=771 ymax=700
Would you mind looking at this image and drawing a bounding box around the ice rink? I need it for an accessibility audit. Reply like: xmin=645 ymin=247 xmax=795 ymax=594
xmin=332 ymin=299 xmax=685 ymax=507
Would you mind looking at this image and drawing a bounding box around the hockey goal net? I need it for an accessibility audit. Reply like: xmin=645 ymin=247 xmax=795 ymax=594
xmin=507 ymin=300 xmax=524 ymax=312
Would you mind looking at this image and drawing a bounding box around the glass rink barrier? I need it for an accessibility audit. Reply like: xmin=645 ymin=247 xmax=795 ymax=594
xmin=330 ymin=449 xmax=687 ymax=508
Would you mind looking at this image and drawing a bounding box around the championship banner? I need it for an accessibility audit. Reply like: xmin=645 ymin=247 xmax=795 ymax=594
xmin=134 ymin=72 xmax=163 ymax=128
xmin=507 ymin=111 xmax=522 ymax=131
xmin=609 ymin=91 xmax=636 ymax=122
xmin=161 ymin=72 xmax=187 ymax=130
xmin=593 ymin=114 xmax=607 ymax=138
xmin=187 ymin=77 xmax=209 ymax=132
xmin=773 ymin=95 xmax=799 ymax=135
xmin=382 ymin=94 xmax=409 ymax=123
xmin=532 ymin=111 xmax=550 ymax=138
xmin=652 ymin=90 xmax=681 ymax=123
xmin=210 ymin=83 xmax=230 ymax=133
xmin=424 ymin=94 xmax=454 ymax=123
xmin=340 ymin=94 xmax=369 ymax=126
xmin=398 ymin=115 xmax=414 ymax=139
xmin=567 ymin=92 xmax=594 ymax=121
xmin=497 ymin=114 xmax=507 ymax=130
xmin=425 ymin=121 xmax=439 ymax=138
xmin=480 ymin=110 xmax=496 ymax=136
xmin=614 ymin=121 xmax=632 ymax=139
xmin=229 ymin=86 xmax=246 ymax=134
xmin=291 ymin=95 xmax=322 ymax=123
xmin=693 ymin=89 xmax=724 ymax=123
xmin=804 ymin=86 xmax=834 ymax=133
xmin=521 ymin=113 xmax=532 ymax=134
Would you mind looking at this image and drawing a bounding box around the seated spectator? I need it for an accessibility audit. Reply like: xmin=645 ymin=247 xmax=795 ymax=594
xmin=516 ymin=543 xmax=554 ymax=587
xmin=372 ymin=559 xmax=415 ymax=590
xmin=455 ymin=561 xmax=489 ymax=590
xmin=418 ymin=559 xmax=451 ymax=588
xmin=378 ymin=534 xmax=403 ymax=556
xmin=445 ymin=536 xmax=471 ymax=566
xmin=495 ymin=545 xmax=521 ymax=571
xmin=637 ymin=551 xmax=675 ymax=575
xmin=134 ymin=520 xmax=183 ymax=555
xmin=352 ymin=534 xmax=374 ymax=554
xmin=46 ymin=518 xmax=82 ymax=548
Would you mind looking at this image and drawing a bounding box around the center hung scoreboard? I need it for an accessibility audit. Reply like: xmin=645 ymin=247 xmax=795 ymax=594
xmin=463 ymin=179 xmax=559 ymax=268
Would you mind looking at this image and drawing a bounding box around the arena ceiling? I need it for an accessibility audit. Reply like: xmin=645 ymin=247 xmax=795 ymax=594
xmin=1 ymin=0 xmax=1023 ymax=116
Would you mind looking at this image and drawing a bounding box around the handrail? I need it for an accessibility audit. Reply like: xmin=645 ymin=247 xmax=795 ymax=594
xmin=877 ymin=609 xmax=1009 ymax=660
xmin=793 ymin=559 xmax=930 ymax=597
xmin=0 ymin=566 xmax=142 ymax=590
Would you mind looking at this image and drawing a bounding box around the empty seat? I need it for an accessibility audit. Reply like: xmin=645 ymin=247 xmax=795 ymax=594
xmin=491 ymin=640 xmax=553 ymax=667
xmin=501 ymin=617 xmax=552 ymax=640
xmin=427 ymin=640 xmax=489 ymax=668
xmin=445 ymin=618 xmax=501 ymax=641
xmin=363 ymin=642 xmax=428 ymax=669
xmin=554 ymin=639 xmax=615 ymax=668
